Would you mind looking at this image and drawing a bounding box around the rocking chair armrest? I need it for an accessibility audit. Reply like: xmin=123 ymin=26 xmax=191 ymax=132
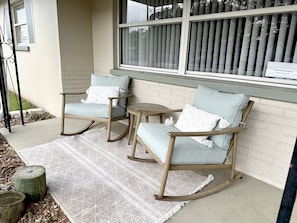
xmin=60 ymin=92 xmax=86 ymax=96
xmin=168 ymin=126 xmax=247 ymax=137
xmin=108 ymin=92 xmax=133 ymax=100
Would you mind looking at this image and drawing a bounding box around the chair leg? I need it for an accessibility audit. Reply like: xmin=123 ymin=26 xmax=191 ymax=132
xmin=127 ymin=136 xmax=156 ymax=162
xmin=154 ymin=136 xmax=176 ymax=199
xmin=154 ymin=166 xmax=170 ymax=200
xmin=128 ymin=110 xmax=142 ymax=159
xmin=127 ymin=111 xmax=156 ymax=162
xmin=60 ymin=114 xmax=65 ymax=135
xmin=128 ymin=112 xmax=145 ymax=160
xmin=107 ymin=122 xmax=130 ymax=142
xmin=106 ymin=118 xmax=112 ymax=141
xmin=127 ymin=114 xmax=135 ymax=145
xmin=60 ymin=94 xmax=66 ymax=135
xmin=106 ymin=115 xmax=131 ymax=142
xmin=127 ymin=114 xmax=156 ymax=162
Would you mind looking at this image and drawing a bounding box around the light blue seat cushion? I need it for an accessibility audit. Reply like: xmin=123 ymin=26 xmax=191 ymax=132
xmin=65 ymin=103 xmax=125 ymax=118
xmin=193 ymin=85 xmax=249 ymax=150
xmin=91 ymin=74 xmax=130 ymax=108
xmin=138 ymin=123 xmax=227 ymax=165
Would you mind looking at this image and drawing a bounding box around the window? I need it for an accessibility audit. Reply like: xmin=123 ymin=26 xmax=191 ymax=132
xmin=120 ymin=0 xmax=183 ymax=70
xmin=12 ymin=1 xmax=28 ymax=45
xmin=10 ymin=0 xmax=34 ymax=47
xmin=119 ymin=0 xmax=297 ymax=83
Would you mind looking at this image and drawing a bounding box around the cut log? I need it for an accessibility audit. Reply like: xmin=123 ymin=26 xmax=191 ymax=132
xmin=13 ymin=165 xmax=47 ymax=202
xmin=0 ymin=191 xmax=26 ymax=223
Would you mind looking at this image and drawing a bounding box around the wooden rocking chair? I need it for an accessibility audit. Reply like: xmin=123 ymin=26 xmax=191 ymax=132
xmin=128 ymin=85 xmax=254 ymax=201
xmin=61 ymin=74 xmax=132 ymax=142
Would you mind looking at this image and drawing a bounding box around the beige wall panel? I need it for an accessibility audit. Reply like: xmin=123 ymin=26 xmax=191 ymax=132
xmin=2 ymin=0 xmax=62 ymax=117
xmin=57 ymin=0 xmax=93 ymax=72
xmin=91 ymin=0 xmax=114 ymax=74
xmin=57 ymin=0 xmax=94 ymax=102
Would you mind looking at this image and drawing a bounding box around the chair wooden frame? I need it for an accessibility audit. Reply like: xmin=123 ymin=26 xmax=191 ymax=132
xmin=60 ymin=91 xmax=133 ymax=142
xmin=128 ymin=100 xmax=254 ymax=201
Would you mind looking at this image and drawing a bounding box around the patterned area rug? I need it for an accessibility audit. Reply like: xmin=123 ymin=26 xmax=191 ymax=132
xmin=19 ymin=128 xmax=214 ymax=223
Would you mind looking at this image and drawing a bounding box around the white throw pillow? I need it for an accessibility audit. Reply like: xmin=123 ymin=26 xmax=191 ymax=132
xmin=81 ymin=86 xmax=120 ymax=106
xmin=175 ymin=104 xmax=221 ymax=147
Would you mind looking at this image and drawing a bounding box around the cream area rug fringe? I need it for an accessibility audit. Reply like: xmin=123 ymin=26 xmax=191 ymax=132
xmin=18 ymin=128 xmax=214 ymax=223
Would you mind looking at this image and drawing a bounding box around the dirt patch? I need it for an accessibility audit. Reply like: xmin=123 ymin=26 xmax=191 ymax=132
xmin=0 ymin=112 xmax=71 ymax=223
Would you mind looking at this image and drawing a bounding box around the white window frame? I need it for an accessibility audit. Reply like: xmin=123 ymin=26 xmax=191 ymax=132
xmin=9 ymin=0 xmax=34 ymax=49
xmin=118 ymin=0 xmax=297 ymax=88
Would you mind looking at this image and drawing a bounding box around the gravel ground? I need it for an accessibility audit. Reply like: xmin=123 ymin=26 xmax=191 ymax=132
xmin=0 ymin=112 xmax=71 ymax=223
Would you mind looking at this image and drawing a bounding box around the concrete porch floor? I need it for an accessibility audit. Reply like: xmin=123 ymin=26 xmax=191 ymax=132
xmin=1 ymin=118 xmax=296 ymax=223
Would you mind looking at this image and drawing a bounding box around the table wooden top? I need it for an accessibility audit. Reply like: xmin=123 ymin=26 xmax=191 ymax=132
xmin=127 ymin=103 xmax=168 ymax=115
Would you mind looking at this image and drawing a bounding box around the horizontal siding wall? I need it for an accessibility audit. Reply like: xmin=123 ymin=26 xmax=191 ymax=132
xmin=131 ymin=79 xmax=197 ymax=109
xmin=238 ymin=98 xmax=297 ymax=189
xmin=131 ymin=79 xmax=297 ymax=189
xmin=62 ymin=72 xmax=92 ymax=92
xmin=61 ymin=71 xmax=92 ymax=103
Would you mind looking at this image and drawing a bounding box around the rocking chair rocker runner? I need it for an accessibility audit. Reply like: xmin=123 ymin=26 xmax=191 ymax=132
xmin=60 ymin=74 xmax=132 ymax=142
xmin=128 ymin=85 xmax=254 ymax=201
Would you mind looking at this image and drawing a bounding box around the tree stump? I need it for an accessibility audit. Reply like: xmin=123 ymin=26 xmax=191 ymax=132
xmin=0 ymin=191 xmax=26 ymax=223
xmin=13 ymin=165 xmax=47 ymax=202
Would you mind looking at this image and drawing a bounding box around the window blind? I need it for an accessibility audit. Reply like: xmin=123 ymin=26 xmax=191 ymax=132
xmin=119 ymin=0 xmax=297 ymax=79
xmin=188 ymin=0 xmax=297 ymax=76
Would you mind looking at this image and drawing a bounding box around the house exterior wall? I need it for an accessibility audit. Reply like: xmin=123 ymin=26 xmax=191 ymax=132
xmin=0 ymin=0 xmax=62 ymax=117
xmin=0 ymin=0 xmax=94 ymax=117
xmin=91 ymin=0 xmax=114 ymax=74
xmin=57 ymin=0 xmax=94 ymax=105
xmin=89 ymin=1 xmax=297 ymax=190
xmin=0 ymin=0 xmax=296 ymax=190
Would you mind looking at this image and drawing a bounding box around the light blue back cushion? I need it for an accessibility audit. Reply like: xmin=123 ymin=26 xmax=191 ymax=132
xmin=91 ymin=74 xmax=130 ymax=108
xmin=193 ymin=85 xmax=249 ymax=150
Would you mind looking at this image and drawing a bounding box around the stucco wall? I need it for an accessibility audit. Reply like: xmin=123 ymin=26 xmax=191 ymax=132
xmin=91 ymin=0 xmax=114 ymax=74
xmin=57 ymin=0 xmax=94 ymax=105
xmin=1 ymin=0 xmax=62 ymax=117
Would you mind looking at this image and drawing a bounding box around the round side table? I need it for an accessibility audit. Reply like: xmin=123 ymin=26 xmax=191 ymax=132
xmin=127 ymin=103 xmax=167 ymax=144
